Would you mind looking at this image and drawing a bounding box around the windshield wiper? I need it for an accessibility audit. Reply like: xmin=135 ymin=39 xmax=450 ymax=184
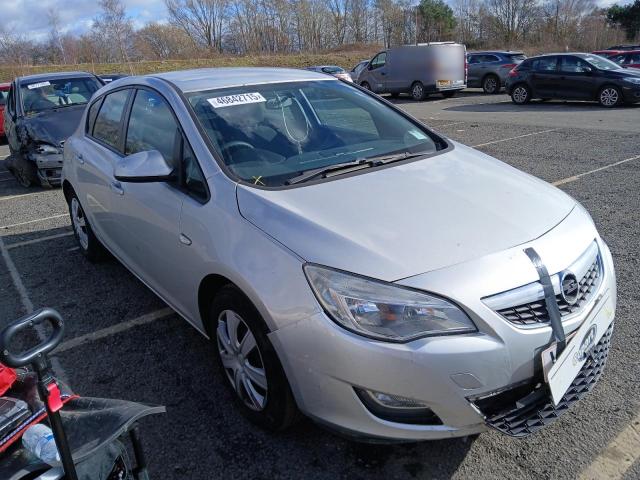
xmin=285 ymin=151 xmax=428 ymax=185
xmin=363 ymin=151 xmax=428 ymax=164
xmin=286 ymin=159 xmax=376 ymax=185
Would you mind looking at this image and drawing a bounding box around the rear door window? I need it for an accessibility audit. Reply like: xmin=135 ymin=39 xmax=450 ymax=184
xmin=533 ymin=57 xmax=559 ymax=72
xmin=480 ymin=55 xmax=500 ymax=63
xmin=630 ymin=53 xmax=640 ymax=63
xmin=92 ymin=89 xmax=130 ymax=151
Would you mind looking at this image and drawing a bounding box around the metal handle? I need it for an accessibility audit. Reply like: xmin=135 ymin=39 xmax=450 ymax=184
xmin=111 ymin=180 xmax=124 ymax=195
xmin=77 ymin=153 xmax=84 ymax=164
xmin=0 ymin=308 xmax=65 ymax=368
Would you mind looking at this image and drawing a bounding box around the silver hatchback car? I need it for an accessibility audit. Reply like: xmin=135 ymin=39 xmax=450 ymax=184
xmin=62 ymin=68 xmax=616 ymax=442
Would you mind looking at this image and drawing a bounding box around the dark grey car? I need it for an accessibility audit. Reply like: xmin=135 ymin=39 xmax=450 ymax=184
xmin=467 ymin=51 xmax=526 ymax=93
xmin=3 ymin=72 xmax=103 ymax=187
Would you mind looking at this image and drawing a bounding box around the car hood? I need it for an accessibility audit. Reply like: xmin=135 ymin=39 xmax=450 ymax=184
xmin=23 ymin=105 xmax=85 ymax=147
xmin=236 ymin=142 xmax=576 ymax=281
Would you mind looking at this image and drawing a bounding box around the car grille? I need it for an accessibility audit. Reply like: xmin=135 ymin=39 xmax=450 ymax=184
xmin=496 ymin=256 xmax=601 ymax=326
xmin=472 ymin=322 xmax=613 ymax=438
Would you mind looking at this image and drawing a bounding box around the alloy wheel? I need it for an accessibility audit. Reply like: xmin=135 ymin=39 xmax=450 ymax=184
xmin=600 ymin=88 xmax=619 ymax=107
xmin=513 ymin=86 xmax=528 ymax=104
xmin=71 ymin=197 xmax=89 ymax=250
xmin=484 ymin=76 xmax=498 ymax=93
xmin=412 ymin=83 xmax=424 ymax=99
xmin=216 ymin=309 xmax=268 ymax=411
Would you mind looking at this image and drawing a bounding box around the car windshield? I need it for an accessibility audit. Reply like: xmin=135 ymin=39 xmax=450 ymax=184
xmin=507 ymin=54 xmax=526 ymax=62
xmin=20 ymin=77 xmax=102 ymax=115
xmin=583 ymin=55 xmax=622 ymax=71
xmin=0 ymin=90 xmax=7 ymax=106
xmin=187 ymin=80 xmax=441 ymax=187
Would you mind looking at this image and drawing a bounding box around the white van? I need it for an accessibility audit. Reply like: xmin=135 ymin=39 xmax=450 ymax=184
xmin=358 ymin=43 xmax=467 ymax=100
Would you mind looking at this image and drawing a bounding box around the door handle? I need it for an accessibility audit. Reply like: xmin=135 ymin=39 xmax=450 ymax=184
xmin=76 ymin=153 xmax=84 ymax=164
xmin=381 ymin=72 xmax=386 ymax=76
xmin=110 ymin=180 xmax=124 ymax=195
xmin=179 ymin=234 xmax=192 ymax=246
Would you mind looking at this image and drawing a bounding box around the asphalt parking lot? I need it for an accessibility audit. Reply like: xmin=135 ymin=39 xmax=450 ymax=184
xmin=0 ymin=90 xmax=638 ymax=479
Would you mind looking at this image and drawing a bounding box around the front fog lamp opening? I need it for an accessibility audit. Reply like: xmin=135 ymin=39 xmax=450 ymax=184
xmin=355 ymin=388 xmax=443 ymax=425
xmin=304 ymin=264 xmax=476 ymax=342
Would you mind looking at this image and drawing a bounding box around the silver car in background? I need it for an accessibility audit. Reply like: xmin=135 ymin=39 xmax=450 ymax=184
xmin=358 ymin=43 xmax=467 ymax=100
xmin=305 ymin=65 xmax=352 ymax=82
xmin=62 ymin=68 xmax=616 ymax=441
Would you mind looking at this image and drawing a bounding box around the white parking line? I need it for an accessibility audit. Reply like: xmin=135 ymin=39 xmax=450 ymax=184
xmin=436 ymin=121 xmax=466 ymax=128
xmin=472 ymin=129 xmax=560 ymax=148
xmin=55 ymin=308 xmax=175 ymax=354
xmin=0 ymin=235 xmax=68 ymax=381
xmin=1 ymin=213 xmax=68 ymax=230
xmin=7 ymin=231 xmax=74 ymax=249
xmin=553 ymin=155 xmax=640 ymax=186
xmin=0 ymin=191 xmax=54 ymax=202
xmin=578 ymin=411 xmax=640 ymax=480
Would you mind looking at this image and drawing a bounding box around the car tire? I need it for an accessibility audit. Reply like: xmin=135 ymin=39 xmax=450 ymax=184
xmin=360 ymin=81 xmax=371 ymax=91
xmin=68 ymin=191 xmax=107 ymax=262
xmin=209 ymin=285 xmax=299 ymax=431
xmin=12 ymin=154 xmax=38 ymax=188
xmin=442 ymin=90 xmax=457 ymax=98
xmin=482 ymin=75 xmax=500 ymax=94
xmin=411 ymin=82 xmax=427 ymax=101
xmin=598 ymin=86 xmax=622 ymax=107
xmin=511 ymin=84 xmax=531 ymax=105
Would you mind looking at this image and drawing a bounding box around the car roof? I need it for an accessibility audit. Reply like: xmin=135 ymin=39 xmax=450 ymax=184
xmin=0 ymin=82 xmax=10 ymax=89
xmin=16 ymin=71 xmax=97 ymax=85
xmin=152 ymin=67 xmax=336 ymax=93
xmin=469 ymin=51 xmax=524 ymax=55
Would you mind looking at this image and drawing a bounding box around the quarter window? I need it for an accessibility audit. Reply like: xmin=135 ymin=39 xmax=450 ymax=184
xmin=182 ymin=141 xmax=207 ymax=201
xmin=86 ymin=99 xmax=102 ymax=135
xmin=92 ymin=89 xmax=130 ymax=150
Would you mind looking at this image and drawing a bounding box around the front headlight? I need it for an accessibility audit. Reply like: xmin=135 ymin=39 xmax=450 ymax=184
xmin=623 ymin=77 xmax=640 ymax=85
xmin=304 ymin=264 xmax=476 ymax=342
xmin=36 ymin=144 xmax=61 ymax=155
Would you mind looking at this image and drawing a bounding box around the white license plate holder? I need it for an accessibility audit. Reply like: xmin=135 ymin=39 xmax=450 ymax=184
xmin=542 ymin=292 xmax=614 ymax=406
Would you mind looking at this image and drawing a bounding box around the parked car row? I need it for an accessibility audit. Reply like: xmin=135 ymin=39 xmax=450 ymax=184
xmin=346 ymin=44 xmax=640 ymax=108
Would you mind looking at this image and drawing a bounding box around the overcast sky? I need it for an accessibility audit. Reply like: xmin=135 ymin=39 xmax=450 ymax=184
xmin=3 ymin=0 xmax=632 ymax=41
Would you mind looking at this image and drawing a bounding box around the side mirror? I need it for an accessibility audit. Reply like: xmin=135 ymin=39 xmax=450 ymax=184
xmin=114 ymin=150 xmax=174 ymax=183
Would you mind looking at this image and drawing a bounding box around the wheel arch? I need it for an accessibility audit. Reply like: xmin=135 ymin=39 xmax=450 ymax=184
xmin=62 ymin=179 xmax=74 ymax=204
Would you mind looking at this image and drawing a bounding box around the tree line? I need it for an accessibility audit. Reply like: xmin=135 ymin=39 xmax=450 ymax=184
xmin=0 ymin=0 xmax=638 ymax=67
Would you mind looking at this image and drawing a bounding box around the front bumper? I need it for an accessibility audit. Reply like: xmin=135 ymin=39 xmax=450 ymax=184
xmin=269 ymin=212 xmax=616 ymax=441
xmin=31 ymin=153 xmax=63 ymax=187
xmin=621 ymin=84 xmax=640 ymax=102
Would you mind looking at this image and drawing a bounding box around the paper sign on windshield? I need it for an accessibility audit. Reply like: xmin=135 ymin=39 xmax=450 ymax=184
xmin=207 ymin=93 xmax=266 ymax=108
xmin=27 ymin=81 xmax=51 ymax=90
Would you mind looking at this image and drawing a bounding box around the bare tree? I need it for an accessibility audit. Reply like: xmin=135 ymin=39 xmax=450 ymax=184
xmin=92 ymin=0 xmax=135 ymax=69
xmin=485 ymin=0 xmax=541 ymax=45
xmin=47 ymin=9 xmax=67 ymax=63
xmin=165 ymin=0 xmax=228 ymax=52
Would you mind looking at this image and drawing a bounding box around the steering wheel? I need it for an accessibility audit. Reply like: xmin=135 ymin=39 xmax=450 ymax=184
xmin=221 ymin=141 xmax=255 ymax=152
